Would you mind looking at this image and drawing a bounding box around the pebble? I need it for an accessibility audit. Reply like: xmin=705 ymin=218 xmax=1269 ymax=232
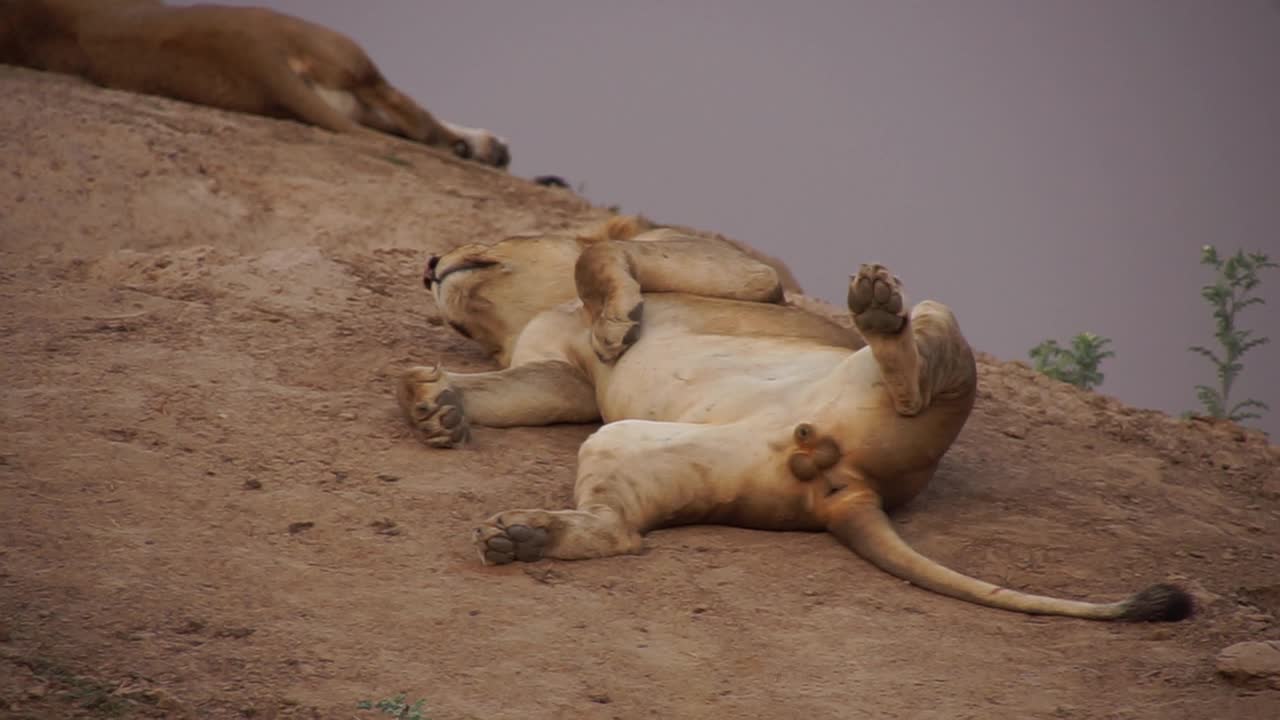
xmin=1216 ymin=640 xmax=1280 ymax=689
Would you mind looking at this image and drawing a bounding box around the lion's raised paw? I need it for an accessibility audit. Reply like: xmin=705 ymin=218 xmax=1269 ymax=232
xmin=590 ymin=300 xmax=644 ymax=363
xmin=848 ymin=263 xmax=907 ymax=335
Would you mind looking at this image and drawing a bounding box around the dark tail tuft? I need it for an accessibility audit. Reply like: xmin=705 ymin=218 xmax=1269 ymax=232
xmin=1119 ymin=583 xmax=1194 ymax=622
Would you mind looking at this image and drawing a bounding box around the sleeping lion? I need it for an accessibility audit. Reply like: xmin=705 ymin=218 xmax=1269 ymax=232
xmin=0 ymin=0 xmax=510 ymax=167
xmin=397 ymin=216 xmax=1193 ymax=622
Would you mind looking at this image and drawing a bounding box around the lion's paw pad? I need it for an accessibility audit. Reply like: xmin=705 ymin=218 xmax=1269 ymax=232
xmin=848 ymin=263 xmax=907 ymax=335
xmin=591 ymin=301 xmax=644 ymax=363
xmin=476 ymin=523 xmax=549 ymax=565
xmin=399 ymin=369 xmax=471 ymax=448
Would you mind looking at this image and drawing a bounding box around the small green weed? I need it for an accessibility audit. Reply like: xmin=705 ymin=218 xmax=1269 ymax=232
xmin=357 ymin=693 xmax=429 ymax=720
xmin=17 ymin=657 xmax=134 ymax=717
xmin=1028 ymin=332 xmax=1114 ymax=391
xmin=1188 ymin=245 xmax=1275 ymax=423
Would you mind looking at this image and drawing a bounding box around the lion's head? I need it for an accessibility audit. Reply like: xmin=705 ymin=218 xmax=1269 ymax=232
xmin=422 ymin=216 xmax=664 ymax=361
xmin=420 ymin=214 xmax=805 ymax=365
xmin=423 ymin=233 xmax=584 ymax=361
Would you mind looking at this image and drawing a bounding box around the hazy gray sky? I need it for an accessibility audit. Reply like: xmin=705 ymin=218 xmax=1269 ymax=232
xmin=191 ymin=0 xmax=1280 ymax=436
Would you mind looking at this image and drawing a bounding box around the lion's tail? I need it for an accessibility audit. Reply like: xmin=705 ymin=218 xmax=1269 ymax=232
xmin=827 ymin=497 xmax=1193 ymax=622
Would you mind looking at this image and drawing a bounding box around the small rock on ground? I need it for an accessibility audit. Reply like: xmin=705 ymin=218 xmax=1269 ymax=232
xmin=1216 ymin=640 xmax=1280 ymax=689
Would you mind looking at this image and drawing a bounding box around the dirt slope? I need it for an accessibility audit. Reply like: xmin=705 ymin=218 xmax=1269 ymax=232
xmin=1 ymin=66 xmax=1278 ymax=720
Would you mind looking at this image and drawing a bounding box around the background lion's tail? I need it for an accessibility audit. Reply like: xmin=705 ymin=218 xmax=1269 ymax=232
xmin=827 ymin=497 xmax=1194 ymax=622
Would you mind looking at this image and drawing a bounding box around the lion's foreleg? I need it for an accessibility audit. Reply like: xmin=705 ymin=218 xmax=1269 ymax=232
xmin=618 ymin=235 xmax=785 ymax=301
xmin=398 ymin=360 xmax=599 ymax=446
xmin=449 ymin=360 xmax=599 ymax=427
xmin=573 ymin=240 xmax=645 ymax=363
xmin=574 ymin=236 xmax=786 ymax=362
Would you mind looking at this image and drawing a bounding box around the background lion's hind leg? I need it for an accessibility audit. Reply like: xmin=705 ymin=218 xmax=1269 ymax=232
xmin=352 ymin=82 xmax=477 ymax=160
xmin=261 ymin=58 xmax=366 ymax=134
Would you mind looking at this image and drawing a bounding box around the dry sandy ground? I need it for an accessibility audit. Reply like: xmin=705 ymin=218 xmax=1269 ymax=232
xmin=1 ymin=66 xmax=1278 ymax=720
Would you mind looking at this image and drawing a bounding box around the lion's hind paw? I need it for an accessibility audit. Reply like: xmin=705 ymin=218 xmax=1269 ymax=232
xmin=474 ymin=520 xmax=549 ymax=565
xmin=848 ymin=263 xmax=907 ymax=335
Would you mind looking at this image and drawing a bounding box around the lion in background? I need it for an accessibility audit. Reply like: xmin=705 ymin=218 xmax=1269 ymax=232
xmin=396 ymin=215 xmax=1193 ymax=623
xmin=0 ymin=0 xmax=511 ymax=167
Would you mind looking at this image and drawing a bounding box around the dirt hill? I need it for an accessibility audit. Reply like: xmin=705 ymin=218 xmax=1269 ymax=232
xmin=1 ymin=65 xmax=1278 ymax=720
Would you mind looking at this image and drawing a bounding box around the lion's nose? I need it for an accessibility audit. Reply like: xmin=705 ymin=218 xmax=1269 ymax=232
xmin=491 ymin=141 xmax=510 ymax=169
xmin=424 ymin=255 xmax=440 ymax=289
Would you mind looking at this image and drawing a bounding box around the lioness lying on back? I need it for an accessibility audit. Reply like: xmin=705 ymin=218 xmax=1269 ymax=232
xmin=396 ymin=216 xmax=1193 ymax=622
xmin=0 ymin=0 xmax=510 ymax=167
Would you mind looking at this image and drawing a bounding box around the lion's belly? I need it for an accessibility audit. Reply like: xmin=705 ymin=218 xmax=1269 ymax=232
xmin=594 ymin=333 xmax=855 ymax=424
xmin=593 ymin=333 xmax=967 ymax=514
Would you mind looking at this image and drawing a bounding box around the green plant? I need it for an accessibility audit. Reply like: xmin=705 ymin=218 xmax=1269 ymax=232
xmin=16 ymin=656 xmax=138 ymax=717
xmin=1028 ymin=332 xmax=1115 ymax=390
xmin=357 ymin=693 xmax=429 ymax=720
xmin=1188 ymin=245 xmax=1275 ymax=423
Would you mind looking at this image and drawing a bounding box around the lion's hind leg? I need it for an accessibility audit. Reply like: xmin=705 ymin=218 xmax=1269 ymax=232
xmin=352 ymin=83 xmax=473 ymax=158
xmin=475 ymin=505 xmax=639 ymax=564
xmin=474 ymin=419 xmax=778 ymax=563
xmin=847 ymin=264 xmax=976 ymax=416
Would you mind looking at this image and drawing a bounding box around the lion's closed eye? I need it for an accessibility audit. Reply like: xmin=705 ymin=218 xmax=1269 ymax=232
xmin=435 ymin=258 xmax=499 ymax=285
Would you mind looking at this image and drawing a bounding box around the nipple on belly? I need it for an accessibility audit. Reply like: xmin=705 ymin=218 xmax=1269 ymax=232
xmin=787 ymin=422 xmax=841 ymax=481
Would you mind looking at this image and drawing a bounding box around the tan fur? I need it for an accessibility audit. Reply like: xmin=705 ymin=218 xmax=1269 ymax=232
xmin=399 ymin=216 xmax=1192 ymax=622
xmin=579 ymin=214 xmax=805 ymax=294
xmin=0 ymin=0 xmax=511 ymax=167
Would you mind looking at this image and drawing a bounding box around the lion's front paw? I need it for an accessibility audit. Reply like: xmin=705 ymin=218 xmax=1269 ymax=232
xmin=848 ymin=263 xmax=907 ymax=335
xmin=474 ymin=513 xmax=551 ymax=565
xmin=397 ymin=364 xmax=470 ymax=448
xmin=590 ymin=300 xmax=644 ymax=363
